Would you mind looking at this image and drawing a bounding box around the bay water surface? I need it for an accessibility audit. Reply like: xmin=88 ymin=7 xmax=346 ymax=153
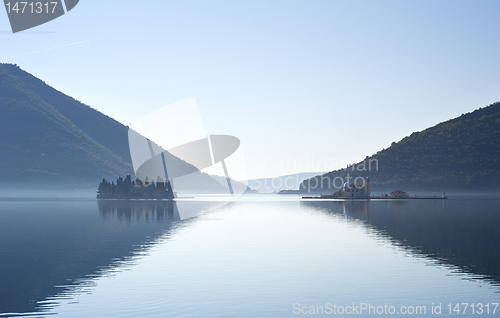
xmin=0 ymin=197 xmax=499 ymax=317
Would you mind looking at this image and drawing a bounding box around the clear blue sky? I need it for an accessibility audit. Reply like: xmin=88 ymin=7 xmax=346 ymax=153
xmin=2 ymin=0 xmax=499 ymax=179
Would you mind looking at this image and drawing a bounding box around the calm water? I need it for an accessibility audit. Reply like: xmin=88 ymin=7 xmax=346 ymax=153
xmin=0 ymin=197 xmax=499 ymax=317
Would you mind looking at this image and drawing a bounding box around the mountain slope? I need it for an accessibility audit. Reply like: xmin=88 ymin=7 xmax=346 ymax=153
xmin=0 ymin=64 xmax=133 ymax=186
xmin=0 ymin=64 xmax=132 ymax=163
xmin=300 ymin=102 xmax=500 ymax=192
xmin=0 ymin=64 xmax=240 ymax=193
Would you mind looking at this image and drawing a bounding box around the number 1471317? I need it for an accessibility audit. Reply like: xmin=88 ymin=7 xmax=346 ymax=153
xmin=5 ymin=2 xmax=58 ymax=14
xmin=447 ymin=303 xmax=498 ymax=315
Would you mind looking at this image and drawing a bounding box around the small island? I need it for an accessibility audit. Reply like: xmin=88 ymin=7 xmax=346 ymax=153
xmin=302 ymin=179 xmax=447 ymax=200
xmin=97 ymin=175 xmax=175 ymax=199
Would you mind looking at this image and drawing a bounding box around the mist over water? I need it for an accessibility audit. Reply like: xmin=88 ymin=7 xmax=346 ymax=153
xmin=0 ymin=188 xmax=97 ymax=199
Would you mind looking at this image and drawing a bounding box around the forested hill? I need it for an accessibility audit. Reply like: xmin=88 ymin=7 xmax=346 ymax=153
xmin=300 ymin=102 xmax=500 ymax=192
xmin=0 ymin=64 xmax=239 ymax=193
xmin=0 ymin=63 xmax=134 ymax=187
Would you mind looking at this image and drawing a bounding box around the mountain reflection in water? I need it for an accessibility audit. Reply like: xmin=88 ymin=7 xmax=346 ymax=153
xmin=0 ymin=200 xmax=188 ymax=316
xmin=302 ymin=198 xmax=500 ymax=286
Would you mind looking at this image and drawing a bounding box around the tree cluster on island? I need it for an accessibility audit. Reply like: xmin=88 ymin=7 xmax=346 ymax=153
xmin=97 ymin=175 xmax=174 ymax=199
xmin=97 ymin=175 xmax=133 ymax=195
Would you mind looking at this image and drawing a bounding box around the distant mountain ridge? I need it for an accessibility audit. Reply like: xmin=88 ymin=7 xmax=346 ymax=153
xmin=246 ymin=172 xmax=324 ymax=193
xmin=300 ymin=102 xmax=500 ymax=192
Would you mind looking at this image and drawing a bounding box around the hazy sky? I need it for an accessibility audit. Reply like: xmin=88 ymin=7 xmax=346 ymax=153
xmin=2 ymin=0 xmax=499 ymax=180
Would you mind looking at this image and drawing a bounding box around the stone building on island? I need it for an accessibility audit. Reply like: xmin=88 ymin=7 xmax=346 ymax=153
xmin=390 ymin=190 xmax=408 ymax=198
xmin=329 ymin=177 xmax=371 ymax=198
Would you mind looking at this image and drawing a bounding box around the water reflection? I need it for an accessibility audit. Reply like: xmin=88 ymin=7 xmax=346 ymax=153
xmin=302 ymin=199 xmax=500 ymax=287
xmin=98 ymin=200 xmax=180 ymax=223
xmin=0 ymin=200 xmax=188 ymax=316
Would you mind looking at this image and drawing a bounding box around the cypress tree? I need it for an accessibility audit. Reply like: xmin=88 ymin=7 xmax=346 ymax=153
xmin=117 ymin=177 xmax=124 ymax=194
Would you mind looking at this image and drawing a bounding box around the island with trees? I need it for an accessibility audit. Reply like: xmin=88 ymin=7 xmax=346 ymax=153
xmin=97 ymin=175 xmax=175 ymax=199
